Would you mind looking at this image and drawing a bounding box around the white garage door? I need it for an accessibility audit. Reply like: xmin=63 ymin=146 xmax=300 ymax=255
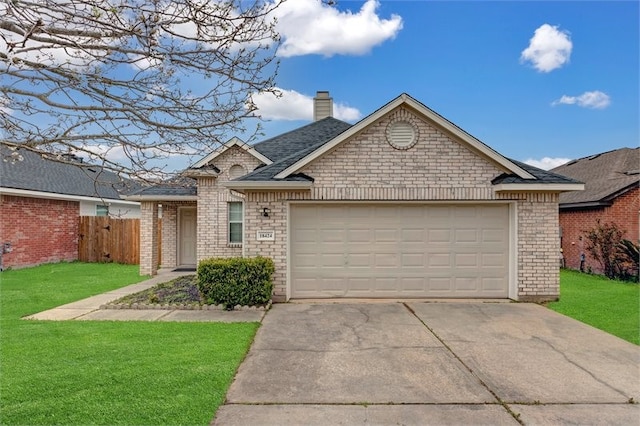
xmin=290 ymin=203 xmax=510 ymax=298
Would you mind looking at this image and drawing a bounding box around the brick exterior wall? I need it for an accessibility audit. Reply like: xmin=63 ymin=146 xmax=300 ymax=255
xmin=196 ymin=146 xmax=262 ymax=262
xmin=559 ymin=186 xmax=639 ymax=274
xmin=497 ymin=192 xmax=560 ymax=301
xmin=241 ymin=107 xmax=562 ymax=302
xmin=0 ymin=195 xmax=79 ymax=269
xmin=139 ymin=201 xmax=158 ymax=275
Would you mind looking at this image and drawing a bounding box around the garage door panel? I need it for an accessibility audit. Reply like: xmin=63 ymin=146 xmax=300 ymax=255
xmin=455 ymin=228 xmax=480 ymax=243
xmin=320 ymin=229 xmax=344 ymax=243
xmin=321 ymin=253 xmax=344 ymax=268
xmin=454 ymin=253 xmax=479 ymax=268
xmin=374 ymin=253 xmax=399 ymax=268
xmin=291 ymin=204 xmax=510 ymax=298
xmin=375 ymin=229 xmax=399 ymax=242
xmin=348 ymin=229 xmax=372 ymax=242
xmin=400 ymin=277 xmax=426 ymax=292
xmin=401 ymin=228 xmax=425 ymax=242
xmin=482 ymin=253 xmax=507 ymax=268
xmin=482 ymin=277 xmax=506 ymax=292
xmin=347 ymin=253 xmax=372 ymax=267
xmin=482 ymin=229 xmax=506 ymax=244
xmin=373 ymin=277 xmax=399 ymax=292
xmin=428 ymin=229 xmax=451 ymax=243
xmin=455 ymin=277 xmax=479 ymax=292
xmin=429 ymin=277 xmax=454 ymax=292
xmin=401 ymin=253 xmax=424 ymax=267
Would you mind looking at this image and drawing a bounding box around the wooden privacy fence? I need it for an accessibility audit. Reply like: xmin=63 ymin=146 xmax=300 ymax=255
xmin=78 ymin=217 xmax=162 ymax=265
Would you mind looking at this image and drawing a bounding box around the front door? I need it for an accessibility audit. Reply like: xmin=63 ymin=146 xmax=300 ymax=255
xmin=179 ymin=208 xmax=197 ymax=266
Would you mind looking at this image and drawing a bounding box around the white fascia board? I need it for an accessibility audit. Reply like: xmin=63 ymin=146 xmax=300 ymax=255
xmin=223 ymin=180 xmax=312 ymax=191
xmin=0 ymin=187 xmax=139 ymax=204
xmin=275 ymin=93 xmax=535 ymax=180
xmin=122 ymin=195 xmax=198 ymax=201
xmin=493 ymin=183 xmax=585 ymax=192
xmin=191 ymin=137 xmax=272 ymax=168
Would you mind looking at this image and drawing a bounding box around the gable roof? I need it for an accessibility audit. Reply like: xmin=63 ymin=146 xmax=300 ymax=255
xmin=126 ymin=117 xmax=352 ymax=198
xmin=228 ymin=93 xmax=584 ymax=192
xmin=550 ymin=147 xmax=639 ymax=207
xmin=272 ymin=94 xmax=535 ymax=180
xmin=0 ymin=144 xmax=139 ymax=201
xmin=191 ymin=137 xmax=272 ymax=169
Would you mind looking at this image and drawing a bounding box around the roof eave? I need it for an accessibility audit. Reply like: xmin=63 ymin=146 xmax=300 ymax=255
xmin=493 ymin=183 xmax=585 ymax=192
xmin=0 ymin=187 xmax=137 ymax=204
xmin=559 ymin=201 xmax=612 ymax=210
xmin=122 ymin=195 xmax=198 ymax=202
xmin=182 ymin=169 xmax=219 ymax=178
xmin=275 ymin=94 xmax=535 ymax=180
xmin=191 ymin=137 xmax=272 ymax=168
xmin=223 ymin=180 xmax=312 ymax=192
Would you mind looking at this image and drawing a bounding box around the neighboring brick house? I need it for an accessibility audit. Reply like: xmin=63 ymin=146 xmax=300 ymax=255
xmin=0 ymin=145 xmax=141 ymax=269
xmin=127 ymin=92 xmax=583 ymax=302
xmin=551 ymin=148 xmax=639 ymax=274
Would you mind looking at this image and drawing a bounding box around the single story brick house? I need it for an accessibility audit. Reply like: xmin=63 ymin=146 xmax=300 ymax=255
xmin=127 ymin=92 xmax=583 ymax=302
xmin=0 ymin=145 xmax=140 ymax=269
xmin=551 ymin=147 xmax=639 ymax=273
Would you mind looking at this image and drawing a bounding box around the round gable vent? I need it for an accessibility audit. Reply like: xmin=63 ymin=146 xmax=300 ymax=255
xmin=386 ymin=120 xmax=417 ymax=150
xmin=228 ymin=164 xmax=247 ymax=179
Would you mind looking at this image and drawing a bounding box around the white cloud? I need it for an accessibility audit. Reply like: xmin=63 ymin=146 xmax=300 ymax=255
xmin=523 ymin=157 xmax=572 ymax=170
xmin=73 ymin=144 xmax=130 ymax=163
xmin=521 ymin=24 xmax=572 ymax=72
xmin=273 ymin=0 xmax=403 ymax=58
xmin=251 ymin=88 xmax=362 ymax=122
xmin=552 ymin=90 xmax=611 ymax=109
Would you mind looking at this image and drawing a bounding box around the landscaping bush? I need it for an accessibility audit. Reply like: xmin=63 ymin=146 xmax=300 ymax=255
xmin=197 ymin=257 xmax=275 ymax=310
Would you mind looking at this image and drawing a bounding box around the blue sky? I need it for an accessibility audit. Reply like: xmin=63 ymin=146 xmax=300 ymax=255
xmin=247 ymin=0 xmax=639 ymax=170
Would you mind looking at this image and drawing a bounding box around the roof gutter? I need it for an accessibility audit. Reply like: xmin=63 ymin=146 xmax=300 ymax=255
xmin=223 ymin=180 xmax=312 ymax=192
xmin=122 ymin=195 xmax=198 ymax=202
xmin=493 ymin=183 xmax=585 ymax=192
xmin=559 ymin=201 xmax=612 ymax=210
xmin=0 ymin=187 xmax=139 ymax=205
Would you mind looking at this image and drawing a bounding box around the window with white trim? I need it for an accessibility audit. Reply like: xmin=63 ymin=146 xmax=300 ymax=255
xmin=96 ymin=205 xmax=109 ymax=216
xmin=228 ymin=202 xmax=243 ymax=244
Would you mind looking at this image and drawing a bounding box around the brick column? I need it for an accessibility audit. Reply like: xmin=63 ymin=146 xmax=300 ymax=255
xmin=140 ymin=201 xmax=158 ymax=276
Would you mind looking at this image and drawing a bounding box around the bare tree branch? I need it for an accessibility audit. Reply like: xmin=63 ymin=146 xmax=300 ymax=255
xmin=1 ymin=0 xmax=284 ymax=181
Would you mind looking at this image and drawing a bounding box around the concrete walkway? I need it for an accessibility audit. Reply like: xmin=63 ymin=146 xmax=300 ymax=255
xmin=214 ymin=302 xmax=640 ymax=425
xmin=24 ymin=270 xmax=266 ymax=323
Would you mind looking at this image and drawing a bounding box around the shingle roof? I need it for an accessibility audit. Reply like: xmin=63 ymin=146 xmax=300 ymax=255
xmin=550 ymin=147 xmax=639 ymax=206
xmin=127 ymin=176 xmax=197 ymax=197
xmin=136 ymin=117 xmax=351 ymax=195
xmin=492 ymin=159 xmax=583 ymax=185
xmin=237 ymin=119 xmax=352 ymax=182
xmin=250 ymin=117 xmax=352 ymax=162
xmin=0 ymin=144 xmax=139 ymax=199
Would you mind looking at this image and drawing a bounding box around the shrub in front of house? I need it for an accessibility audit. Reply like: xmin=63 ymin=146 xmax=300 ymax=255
xmin=197 ymin=257 xmax=275 ymax=310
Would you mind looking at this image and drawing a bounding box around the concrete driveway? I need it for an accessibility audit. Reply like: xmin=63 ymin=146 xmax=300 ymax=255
xmin=213 ymin=302 xmax=639 ymax=425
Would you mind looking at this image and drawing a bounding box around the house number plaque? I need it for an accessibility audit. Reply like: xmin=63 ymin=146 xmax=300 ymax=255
xmin=256 ymin=230 xmax=275 ymax=241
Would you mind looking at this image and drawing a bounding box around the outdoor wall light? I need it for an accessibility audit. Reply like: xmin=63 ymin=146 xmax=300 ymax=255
xmin=261 ymin=207 xmax=271 ymax=217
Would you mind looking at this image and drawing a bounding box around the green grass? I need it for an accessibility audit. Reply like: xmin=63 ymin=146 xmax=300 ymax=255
xmin=548 ymin=269 xmax=640 ymax=345
xmin=0 ymin=262 xmax=259 ymax=425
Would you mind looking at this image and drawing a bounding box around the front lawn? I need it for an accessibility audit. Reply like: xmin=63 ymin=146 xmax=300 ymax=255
xmin=0 ymin=262 xmax=259 ymax=425
xmin=548 ymin=269 xmax=639 ymax=345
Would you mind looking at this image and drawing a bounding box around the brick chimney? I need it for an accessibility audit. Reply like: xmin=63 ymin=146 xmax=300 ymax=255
xmin=313 ymin=91 xmax=333 ymax=121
